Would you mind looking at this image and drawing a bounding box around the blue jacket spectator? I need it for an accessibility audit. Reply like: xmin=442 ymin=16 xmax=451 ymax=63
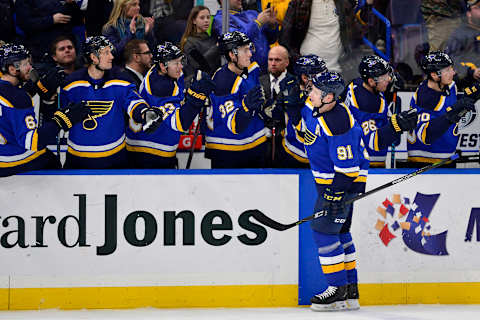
xmin=102 ymin=0 xmax=156 ymax=64
xmin=212 ymin=0 xmax=278 ymax=74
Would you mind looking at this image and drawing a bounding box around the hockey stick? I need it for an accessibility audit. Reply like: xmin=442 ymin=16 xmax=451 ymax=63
xmin=186 ymin=71 xmax=207 ymax=169
xmin=186 ymin=110 xmax=202 ymax=169
xmin=250 ymin=154 xmax=459 ymax=231
xmin=389 ymin=91 xmax=398 ymax=168
xmin=455 ymin=154 xmax=480 ymax=164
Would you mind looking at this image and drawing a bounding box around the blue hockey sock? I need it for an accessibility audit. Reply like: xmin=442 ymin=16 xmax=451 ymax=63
xmin=340 ymin=232 xmax=358 ymax=284
xmin=312 ymin=230 xmax=347 ymax=287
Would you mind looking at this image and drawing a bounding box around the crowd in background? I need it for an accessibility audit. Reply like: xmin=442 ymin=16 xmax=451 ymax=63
xmin=0 ymin=0 xmax=479 ymax=175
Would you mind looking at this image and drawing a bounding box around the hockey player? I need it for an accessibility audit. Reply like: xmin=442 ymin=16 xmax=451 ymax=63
xmin=407 ymin=51 xmax=476 ymax=166
xmin=126 ymin=42 xmax=215 ymax=168
xmin=273 ymin=54 xmax=327 ymax=168
xmin=60 ymin=36 xmax=161 ymax=169
xmin=0 ymin=43 xmax=88 ymax=177
xmin=302 ymin=72 xmax=369 ymax=311
xmin=345 ymin=55 xmax=418 ymax=167
xmin=205 ymin=31 xmax=267 ymax=168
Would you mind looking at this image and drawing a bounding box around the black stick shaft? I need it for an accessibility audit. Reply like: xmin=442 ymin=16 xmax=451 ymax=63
xmin=186 ymin=111 xmax=202 ymax=169
xmin=251 ymin=155 xmax=458 ymax=231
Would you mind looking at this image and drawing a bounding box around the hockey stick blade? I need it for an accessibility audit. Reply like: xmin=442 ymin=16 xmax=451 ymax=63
xmin=251 ymin=155 xmax=458 ymax=231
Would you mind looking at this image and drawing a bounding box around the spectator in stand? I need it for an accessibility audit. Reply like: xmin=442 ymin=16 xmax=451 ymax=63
xmin=102 ymin=0 xmax=155 ymax=64
xmin=180 ymin=5 xmax=221 ymax=82
xmin=421 ymin=0 xmax=464 ymax=51
xmin=122 ymin=39 xmax=153 ymax=89
xmin=212 ymin=0 xmax=279 ymax=74
xmin=140 ymin=0 xmax=193 ymax=45
xmin=50 ymin=35 xmax=80 ymax=76
xmin=446 ymin=0 xmax=480 ymax=90
xmin=35 ymin=35 xmax=81 ymax=127
xmin=0 ymin=0 xmax=16 ymax=42
xmin=85 ymin=0 xmax=114 ymax=36
xmin=15 ymin=0 xmax=84 ymax=64
xmin=279 ymin=0 xmax=371 ymax=72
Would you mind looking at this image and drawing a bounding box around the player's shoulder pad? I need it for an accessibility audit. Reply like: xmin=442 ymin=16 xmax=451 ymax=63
xmin=348 ymin=78 xmax=385 ymax=113
xmin=213 ymin=65 xmax=238 ymax=96
xmin=150 ymin=73 xmax=177 ymax=98
xmin=0 ymin=85 xmax=34 ymax=109
xmin=101 ymin=66 xmax=136 ymax=89
xmin=415 ymin=81 xmax=444 ymax=111
xmin=106 ymin=66 xmax=134 ymax=82
xmin=62 ymin=68 xmax=90 ymax=91
xmin=247 ymin=62 xmax=260 ymax=74
xmin=319 ymin=103 xmax=354 ymax=136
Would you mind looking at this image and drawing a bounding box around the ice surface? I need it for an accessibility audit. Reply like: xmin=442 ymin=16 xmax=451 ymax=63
xmin=0 ymin=305 xmax=479 ymax=320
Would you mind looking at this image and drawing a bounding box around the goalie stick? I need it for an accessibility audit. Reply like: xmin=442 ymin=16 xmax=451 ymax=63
xmin=250 ymin=154 xmax=459 ymax=231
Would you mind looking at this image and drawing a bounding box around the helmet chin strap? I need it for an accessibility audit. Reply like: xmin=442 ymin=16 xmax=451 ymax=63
xmin=312 ymin=93 xmax=335 ymax=117
xmin=433 ymin=71 xmax=450 ymax=95
xmin=94 ymin=62 xmax=107 ymax=72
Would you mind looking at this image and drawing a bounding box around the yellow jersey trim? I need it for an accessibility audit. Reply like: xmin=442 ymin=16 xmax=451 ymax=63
xmin=434 ymin=95 xmax=445 ymax=112
xmin=349 ymin=83 xmax=360 ymax=109
xmin=0 ymin=96 xmax=14 ymax=108
xmin=408 ymin=156 xmax=445 ymax=163
xmin=231 ymin=111 xmax=238 ymax=134
xmin=0 ymin=149 xmax=46 ymax=168
xmin=67 ymin=141 xmax=126 ymax=158
xmin=126 ymin=145 xmax=176 ymax=158
xmin=63 ymin=80 xmax=90 ymax=91
xmin=175 ymin=109 xmax=184 ymax=132
xmin=145 ymin=68 xmax=154 ymax=95
xmin=206 ymin=135 xmax=267 ymax=151
xmin=231 ymin=76 xmax=242 ymax=94
xmin=281 ymin=139 xmax=309 ymax=163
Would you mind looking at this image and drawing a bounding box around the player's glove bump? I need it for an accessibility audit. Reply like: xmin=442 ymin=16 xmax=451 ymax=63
xmin=141 ymin=107 xmax=164 ymax=133
xmin=390 ymin=108 xmax=418 ymax=133
xmin=52 ymin=101 xmax=89 ymax=131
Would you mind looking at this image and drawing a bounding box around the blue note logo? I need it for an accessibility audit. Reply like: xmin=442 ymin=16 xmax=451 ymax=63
xmin=374 ymin=192 xmax=449 ymax=256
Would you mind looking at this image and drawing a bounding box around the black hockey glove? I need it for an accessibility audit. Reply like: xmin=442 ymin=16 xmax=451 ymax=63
xmin=464 ymin=82 xmax=480 ymax=101
xmin=35 ymin=66 xmax=67 ymax=100
xmin=242 ymin=85 xmax=266 ymax=116
xmin=52 ymin=101 xmax=89 ymax=131
xmin=279 ymin=75 xmax=305 ymax=109
xmin=388 ymin=71 xmax=404 ymax=93
xmin=445 ymin=97 xmax=476 ymax=123
xmin=322 ymin=188 xmax=346 ymax=216
xmin=186 ymin=71 xmax=215 ymax=108
xmin=141 ymin=107 xmax=164 ymax=133
xmin=390 ymin=108 xmax=418 ymax=133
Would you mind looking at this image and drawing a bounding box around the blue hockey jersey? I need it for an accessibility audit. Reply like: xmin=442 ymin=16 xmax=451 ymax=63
xmin=60 ymin=67 xmax=149 ymax=167
xmin=281 ymin=111 xmax=308 ymax=164
xmin=205 ymin=62 xmax=267 ymax=166
xmin=0 ymin=80 xmax=47 ymax=169
xmin=345 ymin=78 xmax=397 ymax=167
xmin=127 ymin=67 xmax=199 ymax=167
xmin=408 ymin=80 xmax=458 ymax=163
xmin=302 ymin=98 xmax=369 ymax=193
